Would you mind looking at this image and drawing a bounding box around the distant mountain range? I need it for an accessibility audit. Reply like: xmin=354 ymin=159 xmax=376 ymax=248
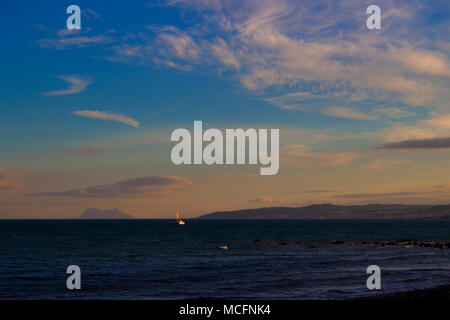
xmin=79 ymin=208 xmax=134 ymax=219
xmin=198 ymin=204 xmax=450 ymax=219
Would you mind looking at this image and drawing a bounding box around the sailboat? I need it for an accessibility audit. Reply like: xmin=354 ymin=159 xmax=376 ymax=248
xmin=174 ymin=202 xmax=185 ymax=225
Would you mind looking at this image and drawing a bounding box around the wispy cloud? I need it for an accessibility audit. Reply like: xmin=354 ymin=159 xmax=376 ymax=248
xmin=321 ymin=106 xmax=415 ymax=121
xmin=73 ymin=110 xmax=140 ymax=127
xmin=301 ymin=190 xmax=338 ymax=194
xmin=248 ymin=196 xmax=282 ymax=204
xmin=82 ymin=8 xmax=102 ymax=20
xmin=33 ymin=175 xmax=192 ymax=198
xmin=282 ymin=144 xmax=359 ymax=167
xmin=380 ymin=114 xmax=450 ymax=143
xmin=37 ymin=28 xmax=112 ymax=50
xmin=52 ymin=147 xmax=100 ymax=154
xmin=361 ymin=158 xmax=410 ymax=169
xmin=158 ymin=32 xmax=199 ymax=60
xmin=0 ymin=168 xmax=26 ymax=193
xmin=321 ymin=107 xmax=376 ymax=120
xmin=335 ymin=191 xmax=420 ymax=199
xmin=38 ymin=34 xmax=112 ymax=50
xmin=332 ymin=184 xmax=450 ymax=204
xmin=42 ymin=75 xmax=91 ymax=96
xmin=376 ymin=137 xmax=450 ymax=150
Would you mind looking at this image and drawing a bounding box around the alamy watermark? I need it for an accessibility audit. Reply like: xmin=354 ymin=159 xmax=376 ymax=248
xmin=66 ymin=265 xmax=81 ymax=290
xmin=366 ymin=265 xmax=381 ymax=290
xmin=171 ymin=121 xmax=279 ymax=175
xmin=366 ymin=5 xmax=381 ymax=30
xmin=66 ymin=5 xmax=81 ymax=30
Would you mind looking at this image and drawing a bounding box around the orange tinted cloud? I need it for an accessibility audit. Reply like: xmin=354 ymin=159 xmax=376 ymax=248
xmin=282 ymin=144 xmax=359 ymax=166
xmin=361 ymin=158 xmax=410 ymax=169
xmin=0 ymin=168 xmax=26 ymax=193
xmin=73 ymin=110 xmax=140 ymax=127
xmin=42 ymin=75 xmax=91 ymax=96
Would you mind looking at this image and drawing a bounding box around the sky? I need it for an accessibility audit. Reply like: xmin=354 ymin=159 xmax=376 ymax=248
xmin=0 ymin=0 xmax=449 ymax=218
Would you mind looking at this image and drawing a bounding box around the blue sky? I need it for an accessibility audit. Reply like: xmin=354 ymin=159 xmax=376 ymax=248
xmin=0 ymin=0 xmax=449 ymax=218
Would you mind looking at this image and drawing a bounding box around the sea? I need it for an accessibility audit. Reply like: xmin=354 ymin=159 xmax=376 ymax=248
xmin=0 ymin=219 xmax=449 ymax=299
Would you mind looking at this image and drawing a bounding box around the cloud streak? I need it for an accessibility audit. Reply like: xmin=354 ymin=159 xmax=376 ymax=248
xmin=37 ymin=27 xmax=112 ymax=50
xmin=335 ymin=192 xmax=421 ymax=199
xmin=52 ymin=147 xmax=100 ymax=154
xmin=33 ymin=175 xmax=192 ymax=198
xmin=321 ymin=107 xmax=375 ymax=120
xmin=376 ymin=137 xmax=450 ymax=149
xmin=301 ymin=190 xmax=338 ymax=194
xmin=248 ymin=196 xmax=282 ymax=204
xmin=42 ymin=75 xmax=91 ymax=96
xmin=73 ymin=110 xmax=140 ymax=127
xmin=0 ymin=168 xmax=26 ymax=193
xmin=321 ymin=106 xmax=415 ymax=121
xmin=282 ymin=144 xmax=359 ymax=167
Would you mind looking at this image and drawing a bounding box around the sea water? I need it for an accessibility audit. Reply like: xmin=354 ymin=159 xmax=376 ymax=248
xmin=0 ymin=219 xmax=449 ymax=299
